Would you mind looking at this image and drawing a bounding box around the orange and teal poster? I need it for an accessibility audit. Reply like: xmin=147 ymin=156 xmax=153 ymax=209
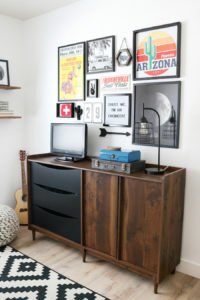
xmin=134 ymin=23 xmax=181 ymax=79
xmin=58 ymin=42 xmax=85 ymax=101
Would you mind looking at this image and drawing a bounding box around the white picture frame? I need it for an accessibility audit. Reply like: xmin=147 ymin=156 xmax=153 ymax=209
xmin=84 ymin=102 xmax=93 ymax=123
xmin=93 ymin=103 xmax=102 ymax=123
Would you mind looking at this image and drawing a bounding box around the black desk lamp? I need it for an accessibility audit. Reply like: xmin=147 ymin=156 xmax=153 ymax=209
xmin=140 ymin=103 xmax=165 ymax=175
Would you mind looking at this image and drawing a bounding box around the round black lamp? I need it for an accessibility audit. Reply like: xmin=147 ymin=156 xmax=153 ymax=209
xmin=140 ymin=103 xmax=165 ymax=175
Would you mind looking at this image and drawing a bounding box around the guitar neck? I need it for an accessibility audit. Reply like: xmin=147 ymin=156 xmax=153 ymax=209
xmin=21 ymin=160 xmax=27 ymax=195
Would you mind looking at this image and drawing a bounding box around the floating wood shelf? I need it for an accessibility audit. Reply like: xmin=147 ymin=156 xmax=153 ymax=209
xmin=0 ymin=85 xmax=21 ymax=90
xmin=0 ymin=116 xmax=21 ymax=119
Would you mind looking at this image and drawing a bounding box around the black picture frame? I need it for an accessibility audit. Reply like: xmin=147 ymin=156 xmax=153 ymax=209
xmin=116 ymin=49 xmax=132 ymax=66
xmin=104 ymin=94 xmax=131 ymax=127
xmin=0 ymin=60 xmax=10 ymax=86
xmin=56 ymin=103 xmax=75 ymax=118
xmin=132 ymin=81 xmax=181 ymax=148
xmin=87 ymin=79 xmax=98 ymax=98
xmin=133 ymin=22 xmax=181 ymax=80
xmin=58 ymin=42 xmax=85 ymax=101
xmin=86 ymin=36 xmax=115 ymax=74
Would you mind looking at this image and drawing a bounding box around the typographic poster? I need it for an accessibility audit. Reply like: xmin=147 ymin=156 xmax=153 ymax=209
xmin=58 ymin=43 xmax=85 ymax=101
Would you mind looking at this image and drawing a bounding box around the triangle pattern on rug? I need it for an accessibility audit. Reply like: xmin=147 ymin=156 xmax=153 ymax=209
xmin=0 ymin=245 xmax=109 ymax=300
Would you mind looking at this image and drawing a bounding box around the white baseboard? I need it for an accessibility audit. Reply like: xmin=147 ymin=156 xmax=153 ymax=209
xmin=177 ymin=259 xmax=200 ymax=279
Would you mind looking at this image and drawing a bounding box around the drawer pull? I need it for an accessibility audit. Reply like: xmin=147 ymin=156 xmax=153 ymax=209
xmin=37 ymin=205 xmax=77 ymax=220
xmin=35 ymin=183 xmax=75 ymax=195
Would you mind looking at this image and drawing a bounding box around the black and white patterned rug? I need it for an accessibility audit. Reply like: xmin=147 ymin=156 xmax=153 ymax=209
xmin=0 ymin=245 xmax=109 ymax=300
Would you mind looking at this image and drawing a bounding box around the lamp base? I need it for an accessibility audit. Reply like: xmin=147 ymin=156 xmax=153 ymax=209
xmin=145 ymin=167 xmax=165 ymax=175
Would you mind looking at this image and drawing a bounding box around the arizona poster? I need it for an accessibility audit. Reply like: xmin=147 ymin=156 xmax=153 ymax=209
xmin=134 ymin=23 xmax=181 ymax=79
xmin=58 ymin=42 xmax=85 ymax=101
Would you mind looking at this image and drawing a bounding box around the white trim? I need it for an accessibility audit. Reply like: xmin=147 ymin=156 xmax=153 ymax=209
xmin=177 ymin=259 xmax=200 ymax=279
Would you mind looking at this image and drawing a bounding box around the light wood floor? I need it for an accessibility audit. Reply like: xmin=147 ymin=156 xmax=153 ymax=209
xmin=11 ymin=226 xmax=200 ymax=300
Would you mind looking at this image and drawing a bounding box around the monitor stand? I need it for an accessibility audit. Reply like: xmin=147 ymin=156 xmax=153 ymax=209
xmin=55 ymin=156 xmax=83 ymax=162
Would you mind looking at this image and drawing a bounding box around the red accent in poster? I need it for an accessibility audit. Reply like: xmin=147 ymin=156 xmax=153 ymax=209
xmin=60 ymin=104 xmax=72 ymax=117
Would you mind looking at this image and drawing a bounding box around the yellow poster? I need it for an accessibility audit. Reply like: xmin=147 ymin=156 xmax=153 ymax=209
xmin=59 ymin=43 xmax=84 ymax=101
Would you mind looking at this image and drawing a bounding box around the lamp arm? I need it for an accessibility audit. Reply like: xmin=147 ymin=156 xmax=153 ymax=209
xmin=144 ymin=107 xmax=161 ymax=170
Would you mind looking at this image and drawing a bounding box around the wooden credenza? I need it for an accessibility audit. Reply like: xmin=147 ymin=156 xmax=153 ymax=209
xmin=27 ymin=153 xmax=186 ymax=293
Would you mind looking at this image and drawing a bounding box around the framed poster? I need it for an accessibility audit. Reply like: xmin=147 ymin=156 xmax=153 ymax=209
xmin=87 ymin=79 xmax=98 ymax=98
xmin=93 ymin=103 xmax=102 ymax=123
xmin=56 ymin=103 xmax=74 ymax=118
xmin=133 ymin=22 xmax=181 ymax=80
xmin=104 ymin=94 xmax=131 ymax=127
xmin=101 ymin=74 xmax=131 ymax=93
xmin=86 ymin=36 xmax=115 ymax=74
xmin=132 ymin=81 xmax=181 ymax=148
xmin=58 ymin=42 xmax=85 ymax=101
xmin=0 ymin=60 xmax=9 ymax=86
xmin=84 ymin=102 xmax=93 ymax=123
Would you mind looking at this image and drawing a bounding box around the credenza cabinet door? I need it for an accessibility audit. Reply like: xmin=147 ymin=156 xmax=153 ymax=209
xmin=83 ymin=171 xmax=118 ymax=257
xmin=119 ymin=177 xmax=162 ymax=273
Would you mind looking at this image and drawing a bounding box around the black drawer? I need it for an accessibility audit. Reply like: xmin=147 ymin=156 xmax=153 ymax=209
xmin=30 ymin=162 xmax=80 ymax=194
xmin=31 ymin=184 xmax=80 ymax=219
xmin=32 ymin=205 xmax=80 ymax=243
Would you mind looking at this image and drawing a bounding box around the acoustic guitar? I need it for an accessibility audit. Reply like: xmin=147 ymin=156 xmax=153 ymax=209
xmin=15 ymin=150 xmax=28 ymax=225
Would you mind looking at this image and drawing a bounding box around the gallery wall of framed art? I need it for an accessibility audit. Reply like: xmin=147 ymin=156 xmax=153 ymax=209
xmin=56 ymin=21 xmax=182 ymax=149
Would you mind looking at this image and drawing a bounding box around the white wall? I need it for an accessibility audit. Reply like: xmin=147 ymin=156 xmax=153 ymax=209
xmin=1 ymin=0 xmax=199 ymax=278
xmin=0 ymin=15 xmax=24 ymax=207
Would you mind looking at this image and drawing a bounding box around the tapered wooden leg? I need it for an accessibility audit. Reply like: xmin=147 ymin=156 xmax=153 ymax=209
xmin=171 ymin=268 xmax=176 ymax=274
xmin=154 ymin=282 xmax=158 ymax=294
xmin=82 ymin=249 xmax=86 ymax=262
xmin=32 ymin=230 xmax=36 ymax=241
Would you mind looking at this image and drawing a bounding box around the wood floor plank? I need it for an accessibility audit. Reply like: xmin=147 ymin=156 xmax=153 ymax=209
xmin=10 ymin=227 xmax=200 ymax=300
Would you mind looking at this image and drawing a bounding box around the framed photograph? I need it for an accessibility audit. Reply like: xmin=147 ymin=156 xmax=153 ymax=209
xmin=104 ymin=94 xmax=131 ymax=127
xmin=132 ymin=81 xmax=181 ymax=148
xmin=116 ymin=49 xmax=132 ymax=66
xmin=84 ymin=102 xmax=93 ymax=123
xmin=93 ymin=103 xmax=102 ymax=123
xmin=87 ymin=79 xmax=98 ymax=98
xmin=0 ymin=60 xmax=10 ymax=86
xmin=58 ymin=42 xmax=85 ymax=101
xmin=133 ymin=22 xmax=181 ymax=80
xmin=56 ymin=103 xmax=74 ymax=118
xmin=86 ymin=36 xmax=115 ymax=74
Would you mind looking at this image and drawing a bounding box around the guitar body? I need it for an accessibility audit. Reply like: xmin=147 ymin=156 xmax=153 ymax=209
xmin=15 ymin=188 xmax=28 ymax=225
xmin=15 ymin=150 xmax=28 ymax=225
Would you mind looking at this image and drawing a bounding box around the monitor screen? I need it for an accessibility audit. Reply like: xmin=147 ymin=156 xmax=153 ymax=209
xmin=51 ymin=123 xmax=87 ymax=159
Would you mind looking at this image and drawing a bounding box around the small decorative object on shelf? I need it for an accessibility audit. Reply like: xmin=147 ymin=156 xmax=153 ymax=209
xmin=74 ymin=105 xmax=83 ymax=120
xmin=0 ymin=60 xmax=10 ymax=86
xmin=99 ymin=128 xmax=131 ymax=137
xmin=56 ymin=103 xmax=74 ymax=118
xmin=116 ymin=38 xmax=132 ymax=66
xmin=91 ymin=158 xmax=145 ymax=174
xmin=87 ymin=79 xmax=98 ymax=98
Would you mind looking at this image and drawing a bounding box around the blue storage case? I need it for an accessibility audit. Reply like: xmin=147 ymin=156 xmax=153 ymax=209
xmin=99 ymin=149 xmax=141 ymax=163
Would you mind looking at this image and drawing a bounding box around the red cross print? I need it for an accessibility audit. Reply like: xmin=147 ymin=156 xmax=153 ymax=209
xmin=60 ymin=104 xmax=72 ymax=117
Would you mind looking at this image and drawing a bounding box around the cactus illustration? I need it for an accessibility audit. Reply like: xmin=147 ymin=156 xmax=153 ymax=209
xmin=144 ymin=36 xmax=156 ymax=70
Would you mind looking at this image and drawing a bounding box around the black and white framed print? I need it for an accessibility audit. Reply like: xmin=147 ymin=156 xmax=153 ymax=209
xmin=132 ymin=81 xmax=181 ymax=148
xmin=84 ymin=102 xmax=93 ymax=123
xmin=0 ymin=60 xmax=10 ymax=86
xmin=93 ymin=103 xmax=102 ymax=123
xmin=86 ymin=36 xmax=115 ymax=74
xmin=87 ymin=79 xmax=98 ymax=97
xmin=104 ymin=94 xmax=131 ymax=127
xmin=133 ymin=22 xmax=181 ymax=80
